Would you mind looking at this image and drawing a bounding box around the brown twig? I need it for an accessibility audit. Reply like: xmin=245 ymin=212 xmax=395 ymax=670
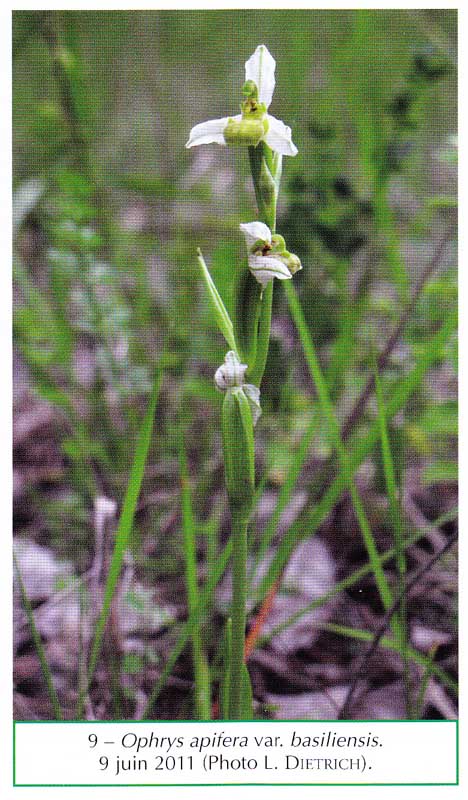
xmin=341 ymin=222 xmax=456 ymax=441
xmin=339 ymin=530 xmax=458 ymax=720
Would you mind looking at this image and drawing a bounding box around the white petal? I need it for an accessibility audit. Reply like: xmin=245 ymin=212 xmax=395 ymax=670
xmin=240 ymin=221 xmax=272 ymax=249
xmin=214 ymin=350 xmax=248 ymax=390
xmin=185 ymin=116 xmax=234 ymax=148
xmin=264 ymin=115 xmax=298 ymax=156
xmin=245 ymin=45 xmax=276 ymax=109
xmin=248 ymin=254 xmax=292 ymax=286
xmin=243 ymin=384 xmax=262 ymax=426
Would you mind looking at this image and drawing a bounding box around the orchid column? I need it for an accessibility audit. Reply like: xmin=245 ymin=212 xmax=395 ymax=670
xmin=186 ymin=45 xmax=300 ymax=719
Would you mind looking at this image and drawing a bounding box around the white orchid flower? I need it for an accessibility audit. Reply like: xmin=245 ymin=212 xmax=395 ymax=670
xmin=240 ymin=221 xmax=301 ymax=287
xmin=214 ymin=351 xmax=262 ymax=425
xmin=186 ymin=45 xmax=298 ymax=157
xmin=214 ymin=350 xmax=248 ymax=390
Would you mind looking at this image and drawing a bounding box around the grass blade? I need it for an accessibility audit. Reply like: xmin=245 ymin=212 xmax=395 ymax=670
xmin=284 ymin=281 xmax=395 ymax=621
xmin=414 ymin=644 xmax=439 ymax=719
xmin=197 ymin=248 xmax=237 ymax=353
xmin=241 ymin=663 xmax=254 ymax=720
xmin=258 ymin=506 xmax=457 ymax=651
xmin=178 ymin=428 xmax=211 ymax=720
xmin=76 ymin=366 xmax=163 ymax=717
xmin=142 ymin=538 xmax=233 ymax=719
xmin=13 ymin=552 xmax=63 ymax=720
xmin=256 ymin=306 xmax=457 ymax=600
xmin=251 ymin=409 xmax=320 ymax=579
xmin=375 ymin=364 xmax=411 ymax=713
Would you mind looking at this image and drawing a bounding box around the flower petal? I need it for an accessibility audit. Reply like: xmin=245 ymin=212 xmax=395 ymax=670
xmin=185 ymin=116 xmax=235 ymax=148
xmin=264 ymin=114 xmax=298 ymax=156
xmin=214 ymin=350 xmax=248 ymax=390
xmin=245 ymin=45 xmax=276 ymax=109
xmin=240 ymin=221 xmax=272 ymax=250
xmin=248 ymin=254 xmax=292 ymax=286
xmin=243 ymin=383 xmax=262 ymax=426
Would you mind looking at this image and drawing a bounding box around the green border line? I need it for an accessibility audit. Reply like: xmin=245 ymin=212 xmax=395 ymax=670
xmin=13 ymin=720 xmax=458 ymax=787
xmin=13 ymin=720 xmax=16 ymax=787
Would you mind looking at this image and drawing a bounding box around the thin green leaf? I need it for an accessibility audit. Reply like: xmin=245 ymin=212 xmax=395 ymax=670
xmin=375 ymin=365 xmax=410 ymax=714
xmin=13 ymin=552 xmax=63 ymax=720
xmin=142 ymin=538 xmax=233 ymax=719
xmin=256 ymin=307 xmax=457 ymax=600
xmin=178 ymin=427 xmax=211 ymax=720
xmin=413 ymin=644 xmax=439 ymax=719
xmin=284 ymin=281 xmax=395 ymax=624
xmin=197 ymin=248 xmax=237 ymax=352
xmin=248 ymin=280 xmax=273 ymax=386
xmin=77 ymin=366 xmax=163 ymax=717
xmin=221 ymin=387 xmax=255 ymax=515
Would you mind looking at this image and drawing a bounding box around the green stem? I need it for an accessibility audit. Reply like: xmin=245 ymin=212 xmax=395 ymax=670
xmin=248 ymin=281 xmax=273 ymax=386
xmin=221 ymin=384 xmax=255 ymax=719
xmin=229 ymin=515 xmax=248 ymax=719
xmin=222 ymin=142 xmax=281 ymax=718
xmin=178 ymin=429 xmax=211 ymax=720
xmin=247 ymin=143 xmax=280 ymax=386
xmin=248 ymin=144 xmax=278 ymax=231
xmin=220 ymin=136 xmax=285 ymax=717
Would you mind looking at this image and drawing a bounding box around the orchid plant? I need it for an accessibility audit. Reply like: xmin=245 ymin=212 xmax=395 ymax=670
xmin=186 ymin=45 xmax=301 ymax=720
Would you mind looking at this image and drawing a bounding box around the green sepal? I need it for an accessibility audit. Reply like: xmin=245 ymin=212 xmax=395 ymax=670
xmin=221 ymin=387 xmax=255 ymax=516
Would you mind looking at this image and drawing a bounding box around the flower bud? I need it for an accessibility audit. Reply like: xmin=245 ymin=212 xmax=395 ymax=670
xmin=214 ymin=351 xmax=248 ymax=390
xmin=242 ymin=80 xmax=258 ymax=99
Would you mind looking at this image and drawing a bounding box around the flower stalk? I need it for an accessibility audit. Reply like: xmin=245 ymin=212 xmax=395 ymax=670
xmin=221 ymin=388 xmax=254 ymax=718
xmin=188 ymin=45 xmax=300 ymax=718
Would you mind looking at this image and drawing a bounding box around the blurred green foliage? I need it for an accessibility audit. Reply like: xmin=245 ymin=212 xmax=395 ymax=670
xmin=13 ymin=6 xmax=457 ymax=550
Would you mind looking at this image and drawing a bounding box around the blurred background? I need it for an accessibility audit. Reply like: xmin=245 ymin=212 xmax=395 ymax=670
xmin=13 ymin=10 xmax=457 ymax=722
